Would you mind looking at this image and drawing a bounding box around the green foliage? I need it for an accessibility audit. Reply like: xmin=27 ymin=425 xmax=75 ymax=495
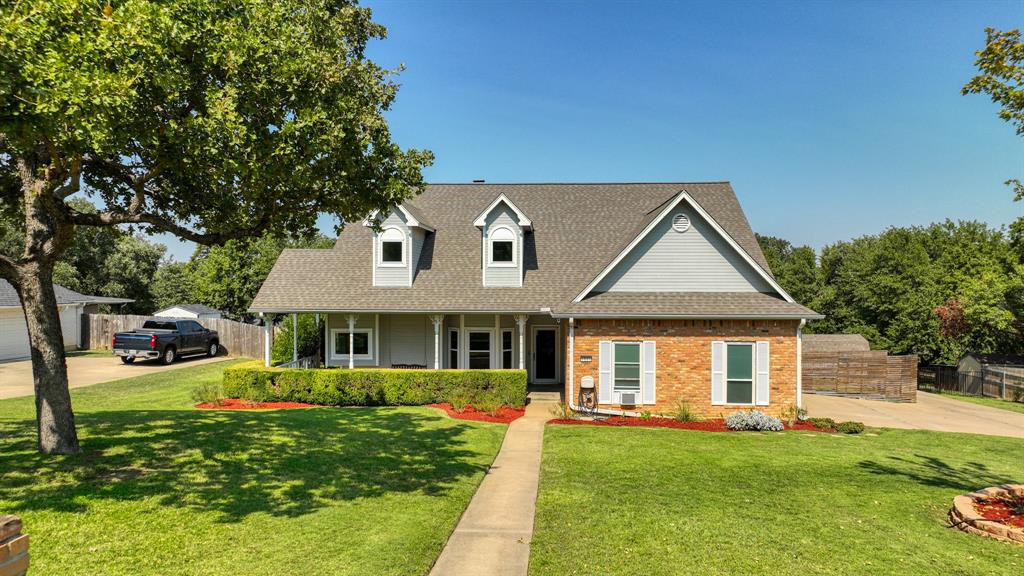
xmin=223 ymin=362 xmax=528 ymax=408
xmin=271 ymin=314 xmax=324 ymax=366
xmin=150 ymin=262 xmax=197 ymax=312
xmin=549 ymin=403 xmax=575 ymax=419
xmin=671 ymin=399 xmax=702 ymax=422
xmin=835 ymin=421 xmax=866 ymax=434
xmin=190 ymin=382 xmax=225 ymax=406
xmin=759 ymin=221 xmax=1023 ymax=364
xmin=806 ymin=417 xmax=836 ymax=430
xmin=779 ymin=404 xmax=807 ymax=426
xmin=756 ymin=234 xmax=820 ymax=306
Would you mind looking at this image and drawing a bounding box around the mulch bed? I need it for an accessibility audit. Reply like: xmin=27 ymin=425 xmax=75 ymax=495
xmin=548 ymin=415 xmax=831 ymax=432
xmin=429 ymin=403 xmax=525 ymax=424
xmin=975 ymin=496 xmax=1024 ymax=528
xmin=196 ymin=398 xmax=322 ymax=410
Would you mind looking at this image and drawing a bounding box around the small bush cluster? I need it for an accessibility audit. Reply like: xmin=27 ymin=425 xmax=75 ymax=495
xmin=806 ymin=417 xmax=836 ymax=430
xmin=549 ymin=403 xmax=575 ymax=419
xmin=672 ymin=399 xmax=702 ymax=422
xmin=725 ymin=410 xmax=784 ymax=432
xmin=780 ymin=404 xmax=808 ymax=426
xmin=835 ymin=421 xmax=866 ymax=434
xmin=191 ymin=382 xmax=225 ymax=406
xmin=223 ymin=361 xmax=528 ymax=408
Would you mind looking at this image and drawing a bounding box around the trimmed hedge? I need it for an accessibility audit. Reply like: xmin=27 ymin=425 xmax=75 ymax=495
xmin=223 ymin=361 xmax=528 ymax=408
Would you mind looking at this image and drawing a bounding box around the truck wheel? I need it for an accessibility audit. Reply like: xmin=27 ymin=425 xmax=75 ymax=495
xmin=162 ymin=346 xmax=176 ymax=365
xmin=207 ymin=342 xmax=219 ymax=357
xmin=120 ymin=356 xmax=135 ymax=365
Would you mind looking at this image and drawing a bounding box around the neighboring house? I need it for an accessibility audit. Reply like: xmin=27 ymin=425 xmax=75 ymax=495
xmin=250 ymin=182 xmax=822 ymax=416
xmin=153 ymin=304 xmax=223 ymax=321
xmin=802 ymin=333 xmax=870 ymax=354
xmin=0 ymin=279 xmax=133 ymax=361
xmin=958 ymin=352 xmax=1024 ymax=377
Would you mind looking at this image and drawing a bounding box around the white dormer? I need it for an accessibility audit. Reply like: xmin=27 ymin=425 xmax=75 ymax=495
xmin=474 ymin=194 xmax=531 ymax=288
xmin=364 ymin=204 xmax=433 ymax=287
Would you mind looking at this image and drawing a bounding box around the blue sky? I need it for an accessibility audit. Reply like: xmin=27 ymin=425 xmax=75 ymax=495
xmin=159 ymin=0 xmax=1023 ymax=260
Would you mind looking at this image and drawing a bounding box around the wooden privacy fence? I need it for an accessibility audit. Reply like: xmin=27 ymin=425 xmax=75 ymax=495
xmin=84 ymin=314 xmax=264 ymax=359
xmin=803 ymin=351 xmax=917 ymax=402
xmin=919 ymin=365 xmax=1024 ymax=402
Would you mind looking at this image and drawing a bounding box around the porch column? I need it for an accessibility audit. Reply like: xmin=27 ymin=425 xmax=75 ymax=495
xmin=346 ymin=314 xmax=357 ymax=369
xmin=292 ymin=313 xmax=298 ymax=362
xmin=430 ymin=315 xmax=445 ymax=369
xmin=514 ymin=314 xmax=528 ymax=370
xmin=262 ymin=314 xmax=273 ymax=368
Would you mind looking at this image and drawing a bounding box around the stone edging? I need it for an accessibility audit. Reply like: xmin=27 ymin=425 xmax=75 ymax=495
xmin=948 ymin=484 xmax=1024 ymax=545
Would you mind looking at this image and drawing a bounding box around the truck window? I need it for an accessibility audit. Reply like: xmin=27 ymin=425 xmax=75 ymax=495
xmin=142 ymin=321 xmax=178 ymax=330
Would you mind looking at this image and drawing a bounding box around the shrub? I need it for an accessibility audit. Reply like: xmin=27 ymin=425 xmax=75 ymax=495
xmin=780 ymin=404 xmax=808 ymax=426
xmin=725 ymin=410 xmax=784 ymax=432
xmin=835 ymin=421 xmax=866 ymax=434
xmin=191 ymin=382 xmax=225 ymax=406
xmin=223 ymin=361 xmax=528 ymax=408
xmin=549 ymin=402 xmax=574 ymax=419
xmin=671 ymin=399 xmax=702 ymax=422
xmin=806 ymin=417 xmax=836 ymax=430
xmin=271 ymin=314 xmax=322 ymax=365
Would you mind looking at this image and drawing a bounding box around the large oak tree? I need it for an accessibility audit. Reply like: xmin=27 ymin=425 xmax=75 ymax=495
xmin=0 ymin=0 xmax=431 ymax=454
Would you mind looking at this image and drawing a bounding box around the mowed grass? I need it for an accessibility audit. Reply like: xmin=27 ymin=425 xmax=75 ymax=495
xmin=925 ymin=390 xmax=1024 ymax=415
xmin=0 ymin=360 xmax=506 ymax=576
xmin=531 ymin=425 xmax=1024 ymax=576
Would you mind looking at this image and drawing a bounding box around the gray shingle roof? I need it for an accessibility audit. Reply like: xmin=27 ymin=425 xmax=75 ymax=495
xmin=802 ymin=333 xmax=871 ymax=353
xmin=557 ymin=292 xmax=822 ymax=318
xmin=0 ymin=279 xmax=134 ymax=308
xmin=154 ymin=303 xmax=222 ymax=315
xmin=251 ymin=182 xmax=818 ymax=317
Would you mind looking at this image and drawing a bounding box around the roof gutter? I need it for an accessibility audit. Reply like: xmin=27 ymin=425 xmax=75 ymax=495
xmin=549 ymin=312 xmax=825 ymax=320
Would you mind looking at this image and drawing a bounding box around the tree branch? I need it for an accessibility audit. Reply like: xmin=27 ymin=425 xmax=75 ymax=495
xmin=70 ymin=209 xmax=273 ymax=245
xmin=53 ymin=155 xmax=81 ymax=198
xmin=0 ymin=252 xmax=17 ymax=284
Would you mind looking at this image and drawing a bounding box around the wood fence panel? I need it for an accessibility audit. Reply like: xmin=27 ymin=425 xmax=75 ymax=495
xmin=85 ymin=314 xmax=264 ymax=359
xmin=804 ymin=350 xmax=917 ymax=402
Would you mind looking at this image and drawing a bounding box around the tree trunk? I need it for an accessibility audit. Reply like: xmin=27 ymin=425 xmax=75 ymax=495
xmin=15 ymin=262 xmax=80 ymax=454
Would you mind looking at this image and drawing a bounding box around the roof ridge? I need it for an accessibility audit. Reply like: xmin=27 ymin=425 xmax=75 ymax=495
xmin=425 ymin=181 xmax=732 ymax=186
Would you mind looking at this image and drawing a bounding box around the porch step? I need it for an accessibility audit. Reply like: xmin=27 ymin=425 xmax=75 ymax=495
xmin=528 ymin=390 xmax=563 ymax=403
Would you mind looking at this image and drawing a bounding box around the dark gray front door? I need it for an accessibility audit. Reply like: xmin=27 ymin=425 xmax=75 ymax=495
xmin=533 ymin=328 xmax=557 ymax=383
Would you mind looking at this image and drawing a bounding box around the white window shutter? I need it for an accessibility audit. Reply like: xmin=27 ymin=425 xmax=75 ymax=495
xmin=755 ymin=341 xmax=770 ymax=406
xmin=642 ymin=340 xmax=656 ymax=405
xmin=711 ymin=341 xmax=725 ymax=405
xmin=598 ymin=341 xmax=612 ymax=404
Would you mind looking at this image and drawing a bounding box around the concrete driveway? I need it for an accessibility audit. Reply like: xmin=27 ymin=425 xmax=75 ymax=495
xmin=0 ymin=353 xmax=227 ymax=400
xmin=804 ymin=391 xmax=1024 ymax=438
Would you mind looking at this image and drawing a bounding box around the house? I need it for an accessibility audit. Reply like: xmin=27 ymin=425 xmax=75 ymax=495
xmin=958 ymin=352 xmax=1024 ymax=377
xmin=153 ymin=304 xmax=223 ymax=321
xmin=802 ymin=333 xmax=870 ymax=354
xmin=0 ymin=279 xmax=133 ymax=361
xmin=250 ymin=182 xmax=822 ymax=416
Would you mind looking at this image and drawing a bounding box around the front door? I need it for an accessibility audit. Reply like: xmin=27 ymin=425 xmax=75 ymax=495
xmin=532 ymin=327 xmax=558 ymax=383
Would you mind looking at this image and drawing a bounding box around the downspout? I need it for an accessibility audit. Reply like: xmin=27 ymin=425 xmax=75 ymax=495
xmin=565 ymin=317 xmax=643 ymax=418
xmin=796 ymin=318 xmax=806 ymax=409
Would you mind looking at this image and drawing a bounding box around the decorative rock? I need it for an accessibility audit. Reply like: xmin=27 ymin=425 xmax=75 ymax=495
xmin=949 ymin=484 xmax=1024 ymax=545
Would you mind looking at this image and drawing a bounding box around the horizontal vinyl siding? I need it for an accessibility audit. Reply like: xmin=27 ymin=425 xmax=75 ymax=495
xmin=410 ymin=228 xmax=425 ymax=283
xmin=375 ymin=209 xmax=411 ymax=287
xmin=483 ymin=206 xmax=522 ymax=287
xmin=594 ymin=207 xmax=773 ymax=293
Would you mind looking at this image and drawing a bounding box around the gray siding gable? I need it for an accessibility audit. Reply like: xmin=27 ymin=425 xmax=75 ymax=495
xmin=593 ymin=205 xmax=774 ymax=293
xmin=374 ymin=208 xmax=412 ymax=287
xmin=483 ymin=204 xmax=523 ymax=287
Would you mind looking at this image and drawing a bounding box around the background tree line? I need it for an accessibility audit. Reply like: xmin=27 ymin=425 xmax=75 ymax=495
xmin=758 ymin=217 xmax=1023 ymax=365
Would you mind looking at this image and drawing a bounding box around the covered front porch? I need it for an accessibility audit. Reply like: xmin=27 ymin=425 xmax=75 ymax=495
xmin=265 ymin=312 xmax=564 ymax=385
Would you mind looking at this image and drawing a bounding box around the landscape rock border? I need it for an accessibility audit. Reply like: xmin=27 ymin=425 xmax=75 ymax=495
xmin=949 ymin=484 xmax=1024 ymax=544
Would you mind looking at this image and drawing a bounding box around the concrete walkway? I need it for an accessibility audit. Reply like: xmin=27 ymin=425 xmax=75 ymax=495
xmin=429 ymin=398 xmax=556 ymax=576
xmin=0 ymin=354 xmax=226 ymax=400
xmin=804 ymin=391 xmax=1024 ymax=438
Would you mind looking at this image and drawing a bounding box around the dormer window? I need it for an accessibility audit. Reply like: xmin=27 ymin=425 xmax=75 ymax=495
xmin=489 ymin=226 xmax=516 ymax=266
xmin=379 ymin=227 xmax=405 ymax=266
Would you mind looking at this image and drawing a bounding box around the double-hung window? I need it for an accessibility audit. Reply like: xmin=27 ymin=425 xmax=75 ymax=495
xmin=379 ymin=227 xmax=405 ymax=266
xmin=501 ymin=329 xmax=514 ymax=369
xmin=613 ymin=342 xmax=641 ymax=394
xmin=726 ymin=342 xmax=754 ymax=404
xmin=468 ymin=331 xmax=491 ymax=369
xmin=331 ymin=328 xmax=373 ymax=360
xmin=448 ymin=329 xmax=459 ymax=368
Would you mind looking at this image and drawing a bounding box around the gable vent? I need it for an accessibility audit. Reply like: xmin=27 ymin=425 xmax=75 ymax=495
xmin=671 ymin=213 xmax=691 ymax=233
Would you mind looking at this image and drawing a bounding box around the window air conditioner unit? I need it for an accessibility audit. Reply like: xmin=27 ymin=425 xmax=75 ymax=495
xmin=619 ymin=392 xmax=638 ymax=405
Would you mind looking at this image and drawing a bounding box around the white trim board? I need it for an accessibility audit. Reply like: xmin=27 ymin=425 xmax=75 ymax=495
xmin=571 ymin=190 xmax=795 ymax=304
xmin=362 ymin=205 xmax=434 ymax=232
xmin=472 ymin=193 xmax=533 ymax=230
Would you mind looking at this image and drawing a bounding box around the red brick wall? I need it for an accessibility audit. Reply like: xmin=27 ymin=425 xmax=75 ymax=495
xmin=566 ymin=319 xmax=800 ymax=418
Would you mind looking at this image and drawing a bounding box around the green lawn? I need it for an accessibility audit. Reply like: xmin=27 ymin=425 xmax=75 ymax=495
xmin=924 ymin=390 xmax=1024 ymax=415
xmin=531 ymin=425 xmax=1024 ymax=576
xmin=0 ymin=360 xmax=506 ymax=576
